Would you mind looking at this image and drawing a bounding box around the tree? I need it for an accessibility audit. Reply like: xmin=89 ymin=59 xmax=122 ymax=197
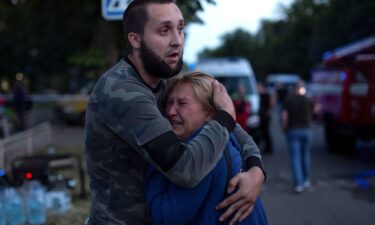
xmin=199 ymin=0 xmax=375 ymax=81
xmin=200 ymin=29 xmax=254 ymax=58
xmin=0 ymin=0 xmax=216 ymax=93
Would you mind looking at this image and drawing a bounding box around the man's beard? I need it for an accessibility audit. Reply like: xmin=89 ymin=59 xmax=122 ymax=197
xmin=140 ymin=41 xmax=183 ymax=79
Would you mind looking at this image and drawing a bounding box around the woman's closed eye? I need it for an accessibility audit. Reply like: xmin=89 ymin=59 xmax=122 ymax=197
xmin=177 ymin=100 xmax=189 ymax=107
xmin=166 ymin=99 xmax=174 ymax=106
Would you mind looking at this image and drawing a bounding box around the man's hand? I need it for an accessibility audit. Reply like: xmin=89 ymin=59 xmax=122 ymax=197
xmin=212 ymin=80 xmax=236 ymax=120
xmin=216 ymin=167 xmax=265 ymax=225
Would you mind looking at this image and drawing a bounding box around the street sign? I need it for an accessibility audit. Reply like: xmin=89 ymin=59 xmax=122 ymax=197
xmin=101 ymin=0 xmax=129 ymax=21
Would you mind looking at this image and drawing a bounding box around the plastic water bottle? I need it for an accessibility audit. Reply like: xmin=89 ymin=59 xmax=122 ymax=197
xmin=0 ymin=202 xmax=6 ymax=225
xmin=0 ymin=189 xmax=6 ymax=225
xmin=3 ymin=187 xmax=26 ymax=225
xmin=24 ymin=181 xmax=46 ymax=225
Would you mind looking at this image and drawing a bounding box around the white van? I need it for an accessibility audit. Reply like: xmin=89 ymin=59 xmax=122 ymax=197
xmin=194 ymin=57 xmax=260 ymax=130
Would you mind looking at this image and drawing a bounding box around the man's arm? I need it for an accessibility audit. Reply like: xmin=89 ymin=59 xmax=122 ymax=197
xmin=216 ymin=167 xmax=265 ymax=225
xmin=143 ymin=79 xmax=237 ymax=187
xmin=216 ymin=124 xmax=266 ymax=225
xmin=231 ymin=124 xmax=261 ymax=162
xmin=98 ymin=75 xmax=235 ymax=188
xmin=144 ymin=111 xmax=235 ymax=187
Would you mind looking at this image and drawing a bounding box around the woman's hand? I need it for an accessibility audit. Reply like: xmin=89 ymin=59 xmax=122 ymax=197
xmin=216 ymin=167 xmax=265 ymax=225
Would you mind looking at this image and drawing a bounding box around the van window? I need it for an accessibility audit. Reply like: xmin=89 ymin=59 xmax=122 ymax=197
xmin=216 ymin=76 xmax=254 ymax=97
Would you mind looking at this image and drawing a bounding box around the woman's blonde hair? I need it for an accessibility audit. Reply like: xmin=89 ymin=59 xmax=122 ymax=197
xmin=165 ymin=71 xmax=216 ymax=111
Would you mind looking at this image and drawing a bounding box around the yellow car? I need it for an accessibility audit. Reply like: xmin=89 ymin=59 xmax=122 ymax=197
xmin=55 ymin=95 xmax=89 ymax=125
xmin=55 ymin=82 xmax=94 ymax=126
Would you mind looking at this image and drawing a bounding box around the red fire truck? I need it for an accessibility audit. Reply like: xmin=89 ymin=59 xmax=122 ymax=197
xmin=311 ymin=35 xmax=375 ymax=153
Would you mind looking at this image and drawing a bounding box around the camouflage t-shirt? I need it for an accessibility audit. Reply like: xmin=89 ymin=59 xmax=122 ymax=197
xmin=85 ymin=59 xmax=233 ymax=225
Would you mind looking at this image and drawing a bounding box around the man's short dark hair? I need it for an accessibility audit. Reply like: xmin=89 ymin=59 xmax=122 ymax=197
xmin=122 ymin=0 xmax=176 ymax=55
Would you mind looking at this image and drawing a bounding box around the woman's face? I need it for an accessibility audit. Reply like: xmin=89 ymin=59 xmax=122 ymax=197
xmin=166 ymin=82 xmax=213 ymax=140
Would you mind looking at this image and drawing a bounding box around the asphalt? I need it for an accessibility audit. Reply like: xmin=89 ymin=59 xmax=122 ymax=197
xmin=259 ymin=110 xmax=375 ymax=225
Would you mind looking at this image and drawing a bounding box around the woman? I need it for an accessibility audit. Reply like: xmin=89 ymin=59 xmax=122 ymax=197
xmin=145 ymin=72 xmax=268 ymax=225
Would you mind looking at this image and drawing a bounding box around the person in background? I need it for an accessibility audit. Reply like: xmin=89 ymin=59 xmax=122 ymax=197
xmin=146 ymin=72 xmax=268 ymax=225
xmin=0 ymin=94 xmax=4 ymax=117
xmin=0 ymin=93 xmax=10 ymax=138
xmin=276 ymin=83 xmax=287 ymax=113
xmin=257 ymin=82 xmax=275 ymax=154
xmin=12 ymin=80 xmax=26 ymax=131
xmin=232 ymin=85 xmax=251 ymax=133
xmin=281 ymin=81 xmax=316 ymax=193
xmin=84 ymin=1 xmax=266 ymax=224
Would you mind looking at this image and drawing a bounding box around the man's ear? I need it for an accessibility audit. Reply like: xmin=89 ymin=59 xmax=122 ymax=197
xmin=128 ymin=32 xmax=141 ymax=49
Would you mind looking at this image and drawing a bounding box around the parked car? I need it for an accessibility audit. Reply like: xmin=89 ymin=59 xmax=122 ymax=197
xmin=55 ymin=82 xmax=95 ymax=126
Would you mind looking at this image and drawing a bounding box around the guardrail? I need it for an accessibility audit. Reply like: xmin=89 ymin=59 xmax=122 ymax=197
xmin=0 ymin=122 xmax=51 ymax=173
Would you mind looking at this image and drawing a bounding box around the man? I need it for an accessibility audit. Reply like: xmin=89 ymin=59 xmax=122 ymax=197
xmin=85 ymin=1 xmax=265 ymax=224
xmin=257 ymin=82 xmax=275 ymax=154
xmin=281 ymin=81 xmax=315 ymax=193
xmin=276 ymin=82 xmax=287 ymax=112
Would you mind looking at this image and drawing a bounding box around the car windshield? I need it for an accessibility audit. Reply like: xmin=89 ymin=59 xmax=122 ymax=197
xmin=216 ymin=76 xmax=253 ymax=98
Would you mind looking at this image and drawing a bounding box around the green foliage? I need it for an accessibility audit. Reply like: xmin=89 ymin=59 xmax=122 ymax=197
xmin=0 ymin=0 xmax=216 ymax=93
xmin=177 ymin=0 xmax=216 ymax=24
xmin=2 ymin=0 xmax=373 ymax=89
xmin=67 ymin=48 xmax=108 ymax=68
xmin=200 ymin=29 xmax=254 ymax=58
xmin=200 ymin=0 xmax=375 ymax=81
xmin=0 ymin=0 xmax=100 ymax=92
